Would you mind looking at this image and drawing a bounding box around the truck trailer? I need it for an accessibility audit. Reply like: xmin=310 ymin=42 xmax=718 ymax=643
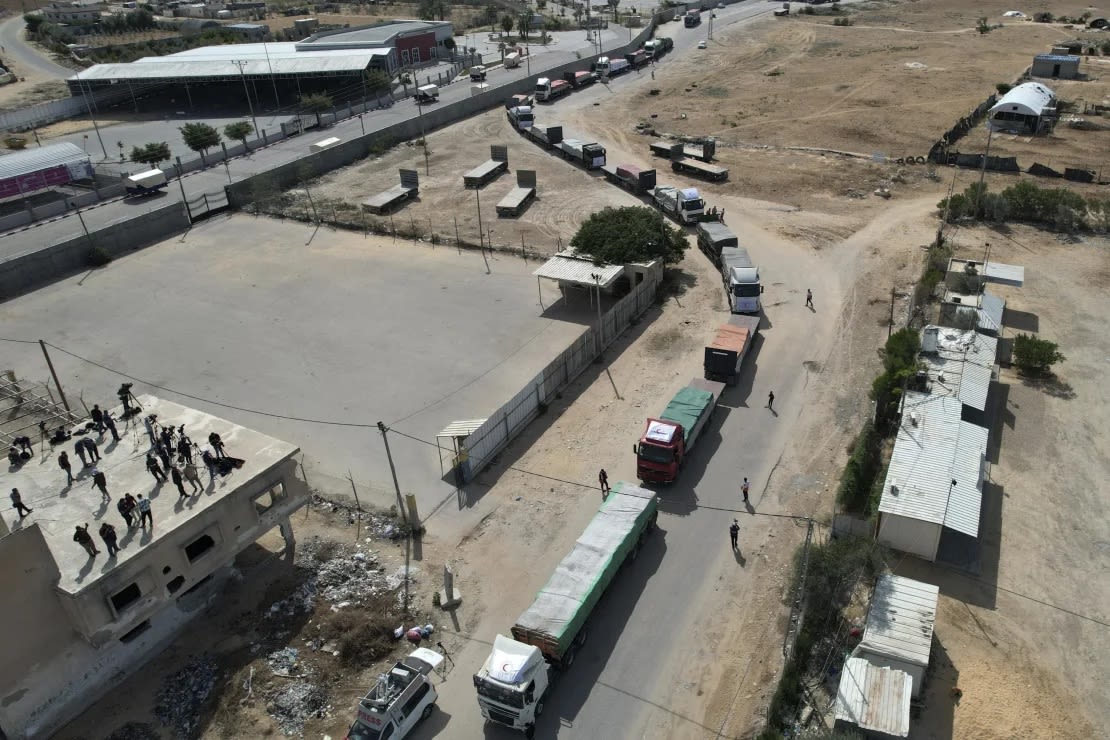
xmin=643 ymin=37 xmax=674 ymax=59
xmin=696 ymin=221 xmax=738 ymax=266
xmin=558 ymin=139 xmax=606 ymax=169
xmin=562 ymin=70 xmax=597 ymax=88
xmin=652 ymin=185 xmax=704 ymax=224
xmin=601 ymin=163 xmax=657 ymax=194
xmin=672 ymin=157 xmax=729 ymax=182
xmin=635 ymin=379 xmax=725 ymax=483
xmin=703 ymin=315 xmax=760 ymax=385
xmin=720 ymin=246 xmax=763 ymax=314
xmin=625 ymin=49 xmax=649 ymax=69
xmin=650 ymin=139 xmax=716 ymax=162
xmin=535 ymin=77 xmax=571 ymax=102
xmin=524 ymin=123 xmax=564 ymax=149
xmin=685 ymin=9 xmax=701 ymax=26
xmin=475 ymin=481 xmax=659 ymax=737
xmin=124 ymin=169 xmax=167 ymax=197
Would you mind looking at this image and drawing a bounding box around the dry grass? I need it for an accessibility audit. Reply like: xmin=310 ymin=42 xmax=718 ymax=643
xmin=320 ymin=594 xmax=407 ymax=668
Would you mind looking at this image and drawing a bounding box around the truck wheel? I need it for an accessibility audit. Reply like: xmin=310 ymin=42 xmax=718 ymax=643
xmin=648 ymin=511 xmax=658 ymax=531
xmin=421 ymin=704 xmax=435 ymax=720
xmin=535 ymin=698 xmax=545 ymax=717
xmin=526 ymin=724 xmax=536 ymax=739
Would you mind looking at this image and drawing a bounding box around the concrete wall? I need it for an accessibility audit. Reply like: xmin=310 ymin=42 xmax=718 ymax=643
xmin=0 ymin=200 xmax=189 ymax=301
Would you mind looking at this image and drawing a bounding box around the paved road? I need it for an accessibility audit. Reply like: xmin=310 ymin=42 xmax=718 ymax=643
xmin=401 ymin=6 xmax=806 ymax=740
xmin=0 ymin=25 xmax=630 ymax=261
xmin=0 ymin=14 xmax=73 ymax=79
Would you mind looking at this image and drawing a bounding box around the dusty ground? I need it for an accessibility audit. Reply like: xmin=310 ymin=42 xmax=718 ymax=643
xmin=898 ymin=222 xmax=1109 ymax=739
xmin=308 ymin=107 xmax=645 ymax=254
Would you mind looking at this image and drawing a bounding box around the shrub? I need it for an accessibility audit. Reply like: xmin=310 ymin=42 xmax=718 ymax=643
xmin=832 ymin=16 xmax=853 ymax=26
xmin=938 ymin=192 xmax=971 ymax=222
xmin=1013 ymin=334 xmax=1065 ymax=375
xmin=996 ymin=82 xmax=1012 ymax=95
xmin=837 ymin=424 xmax=881 ymax=513
xmin=977 ymin=17 xmax=991 ymax=33
xmin=1033 ymin=11 xmax=1053 ymax=23
xmin=981 ymin=191 xmax=1010 ymax=223
xmin=87 ymin=246 xmax=113 ymax=266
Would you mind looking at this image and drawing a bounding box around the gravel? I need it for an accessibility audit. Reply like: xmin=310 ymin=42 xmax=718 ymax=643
xmin=154 ymin=656 xmax=219 ymax=739
xmin=105 ymin=723 xmax=160 ymax=740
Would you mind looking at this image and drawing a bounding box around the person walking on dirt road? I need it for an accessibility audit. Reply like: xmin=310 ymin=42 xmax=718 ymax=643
xmin=767 ymin=391 xmax=775 ymax=411
xmin=741 ymin=477 xmax=750 ymax=503
xmin=730 ymin=519 xmax=739 ymax=550
xmin=599 ymin=468 xmax=610 ymax=496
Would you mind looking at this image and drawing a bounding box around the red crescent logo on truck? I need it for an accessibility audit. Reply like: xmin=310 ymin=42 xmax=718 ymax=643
xmin=503 ymin=663 xmax=512 ymax=672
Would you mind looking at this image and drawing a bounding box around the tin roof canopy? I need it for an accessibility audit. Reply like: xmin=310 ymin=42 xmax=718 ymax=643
xmin=920 ymin=326 xmax=997 ymax=411
xmin=856 ymin=574 xmax=939 ymax=669
xmin=878 ymin=392 xmax=989 ymax=537
xmin=835 ymin=657 xmax=912 ymax=738
xmin=0 ymin=142 xmax=90 ymax=181
xmin=532 ymin=250 xmax=624 ymax=288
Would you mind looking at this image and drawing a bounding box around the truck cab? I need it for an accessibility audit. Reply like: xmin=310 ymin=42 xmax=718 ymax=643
xmin=345 ymin=649 xmax=442 ymax=740
xmin=728 ymin=267 xmax=762 ymax=314
xmin=635 ymin=419 xmax=685 ymax=482
xmin=474 ymin=635 xmax=551 ymax=738
xmin=470 ymin=65 xmax=487 ymax=81
xmin=507 ymin=105 xmax=535 ymax=130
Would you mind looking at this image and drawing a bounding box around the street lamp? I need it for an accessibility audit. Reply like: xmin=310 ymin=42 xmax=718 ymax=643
xmin=590 ymin=271 xmax=603 ymax=348
xmin=231 ymin=60 xmax=259 ymax=136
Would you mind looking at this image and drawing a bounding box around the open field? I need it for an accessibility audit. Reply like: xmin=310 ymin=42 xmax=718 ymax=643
xmin=308 ymin=107 xmax=646 ymax=254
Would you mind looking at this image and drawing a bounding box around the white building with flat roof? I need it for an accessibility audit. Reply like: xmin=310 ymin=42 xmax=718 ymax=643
xmin=0 ymin=395 xmax=309 ymax=739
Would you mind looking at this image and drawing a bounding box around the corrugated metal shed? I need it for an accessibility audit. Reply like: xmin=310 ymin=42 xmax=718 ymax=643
xmin=835 ymin=657 xmax=912 ymax=738
xmin=879 ymin=392 xmax=988 ymax=537
xmin=533 ymin=251 xmax=624 ymax=288
xmin=919 ymin=327 xmax=997 ymax=412
xmin=0 ymin=142 xmax=89 ymax=181
xmin=300 ymin=20 xmax=446 ymax=46
xmin=983 ymin=261 xmax=1024 ymax=286
xmin=857 ymin=575 xmax=938 ymax=669
xmin=978 ymin=291 xmax=1005 ymax=331
xmin=989 ymin=81 xmax=1056 ymax=117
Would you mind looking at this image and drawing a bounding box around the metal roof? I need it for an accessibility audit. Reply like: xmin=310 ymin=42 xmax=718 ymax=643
xmin=73 ymin=48 xmax=387 ymax=81
xmin=835 ymin=657 xmax=912 ymax=737
xmin=300 ymin=20 xmax=448 ymax=47
xmin=533 ymin=251 xmax=624 ymax=288
xmin=0 ymin=142 xmax=90 ymax=180
xmin=1034 ymin=54 xmax=1081 ymax=63
xmin=978 ymin=291 xmax=1005 ymax=331
xmin=437 ymin=419 xmax=487 ymax=438
xmin=879 ymin=392 xmax=989 ymax=537
xmin=990 ymin=81 xmax=1056 ymax=117
xmin=982 ymin=261 xmax=1024 ymax=286
xmin=919 ymin=326 xmax=997 ymax=411
xmin=857 ymin=575 xmax=938 ymax=669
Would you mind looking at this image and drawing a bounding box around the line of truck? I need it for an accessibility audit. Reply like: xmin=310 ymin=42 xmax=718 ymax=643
xmin=697 ymin=221 xmax=764 ymax=314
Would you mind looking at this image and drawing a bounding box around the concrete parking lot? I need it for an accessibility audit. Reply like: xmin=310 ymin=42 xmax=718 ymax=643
xmin=0 ymin=214 xmax=593 ymax=517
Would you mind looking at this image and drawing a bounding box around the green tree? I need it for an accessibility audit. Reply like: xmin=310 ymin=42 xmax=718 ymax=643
xmin=608 ymin=0 xmax=619 ymax=16
xmin=485 ymin=3 xmax=500 ymax=27
xmin=363 ymin=69 xmax=392 ymax=93
xmin=23 ymin=14 xmax=44 ymax=34
xmin=518 ymin=12 xmax=532 ymax=39
xmin=443 ymin=36 xmax=457 ymax=59
xmin=1013 ymin=334 xmax=1065 ymax=375
xmin=300 ymin=92 xmax=334 ymax=128
xmin=569 ymin=206 xmax=688 ymax=265
xmin=179 ymin=122 xmax=221 ymax=160
xmin=223 ymin=121 xmax=254 ymax=151
xmin=870 ymin=328 xmax=920 ymax=426
xmin=501 ymin=14 xmax=515 ymax=35
xmin=130 ymin=141 xmax=171 ymax=167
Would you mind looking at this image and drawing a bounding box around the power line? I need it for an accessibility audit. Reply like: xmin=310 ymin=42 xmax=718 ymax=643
xmin=0 ymin=336 xmax=38 ymax=344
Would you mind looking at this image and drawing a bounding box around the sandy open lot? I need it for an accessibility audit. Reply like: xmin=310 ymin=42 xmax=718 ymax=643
xmin=309 ymin=107 xmax=646 ymax=255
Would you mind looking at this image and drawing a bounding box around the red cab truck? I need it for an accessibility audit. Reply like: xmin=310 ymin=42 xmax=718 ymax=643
xmin=634 ymin=378 xmax=725 ymax=483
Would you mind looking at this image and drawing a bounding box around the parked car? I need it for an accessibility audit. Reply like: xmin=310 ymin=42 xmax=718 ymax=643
xmin=697 ymin=40 xmax=707 ymax=49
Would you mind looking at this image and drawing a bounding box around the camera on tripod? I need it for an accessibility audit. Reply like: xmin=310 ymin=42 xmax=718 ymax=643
xmin=118 ymin=382 xmax=141 ymax=415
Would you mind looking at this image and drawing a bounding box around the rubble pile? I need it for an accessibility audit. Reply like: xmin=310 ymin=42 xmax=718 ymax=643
xmin=154 ymin=656 xmax=218 ymax=739
xmin=266 ymin=647 xmax=301 ymax=677
xmin=265 ymin=680 xmax=331 ymax=736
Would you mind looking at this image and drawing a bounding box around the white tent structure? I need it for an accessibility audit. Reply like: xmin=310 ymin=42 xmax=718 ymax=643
xmin=988 ymin=82 xmax=1057 ymax=134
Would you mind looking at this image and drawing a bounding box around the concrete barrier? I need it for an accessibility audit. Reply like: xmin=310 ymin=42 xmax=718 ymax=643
xmin=0 ymin=201 xmax=189 ymax=301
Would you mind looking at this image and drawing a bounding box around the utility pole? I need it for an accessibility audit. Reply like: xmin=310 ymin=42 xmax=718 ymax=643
xmin=416 ymin=97 xmax=429 ymax=175
xmin=376 ymin=421 xmax=408 ymax=518
xmin=78 ymin=79 xmax=109 ymax=160
xmin=888 ymin=286 xmax=896 ymax=338
xmin=39 ymin=341 xmax=71 ymax=414
xmin=474 ymin=186 xmax=484 ymax=251
xmin=232 ymin=60 xmax=259 ymax=137
xmin=70 ymin=200 xmax=95 ymax=251
xmin=591 ymin=272 xmax=604 ymax=350
xmin=975 ymin=121 xmax=995 ymax=217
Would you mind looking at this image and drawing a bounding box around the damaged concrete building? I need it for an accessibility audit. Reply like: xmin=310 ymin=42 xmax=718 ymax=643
xmin=0 ymin=395 xmax=309 ymax=739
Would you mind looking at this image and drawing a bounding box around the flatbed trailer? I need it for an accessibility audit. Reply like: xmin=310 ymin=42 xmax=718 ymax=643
xmin=672 ymin=157 xmax=729 ymax=182
xmin=362 ymin=169 xmax=419 ymax=214
xmin=649 ymin=139 xmax=716 ymax=162
xmin=496 ymin=170 xmax=537 ymax=217
xmin=464 ymin=145 xmax=509 ymax=188
xmin=601 ymin=163 xmax=657 ymax=194
xmin=524 ymin=123 xmax=564 ymax=149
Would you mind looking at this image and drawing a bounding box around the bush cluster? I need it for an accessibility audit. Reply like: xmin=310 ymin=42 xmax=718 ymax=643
xmin=939 ymin=180 xmax=1105 ymax=232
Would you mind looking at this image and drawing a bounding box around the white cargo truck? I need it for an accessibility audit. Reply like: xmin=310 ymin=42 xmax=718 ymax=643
xmin=124 ymin=169 xmax=167 ymax=197
xmin=652 ymin=185 xmax=704 ymax=224
xmin=720 ymin=246 xmax=763 ymax=314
